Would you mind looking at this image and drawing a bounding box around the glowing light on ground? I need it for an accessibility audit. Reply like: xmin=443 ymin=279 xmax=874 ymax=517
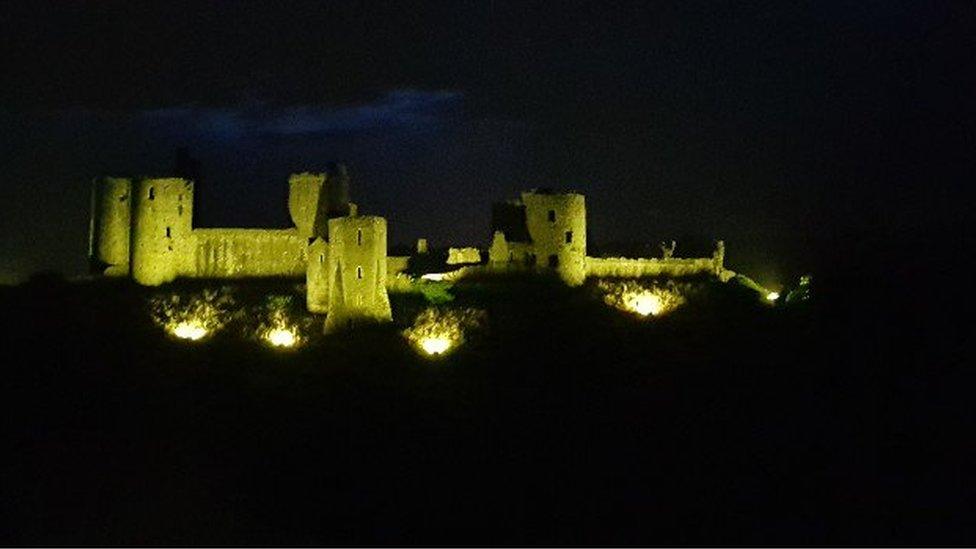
xmin=599 ymin=281 xmax=685 ymax=318
xmin=419 ymin=336 xmax=453 ymax=355
xmin=151 ymin=288 xmax=233 ymax=342
xmin=168 ymin=321 xmax=209 ymax=341
xmin=420 ymin=273 xmax=447 ymax=281
xmin=403 ymin=307 xmax=486 ymax=358
xmin=264 ymin=327 xmax=299 ymax=348
xmin=766 ymin=291 xmax=780 ymax=302
xmin=627 ymin=292 xmax=664 ymax=316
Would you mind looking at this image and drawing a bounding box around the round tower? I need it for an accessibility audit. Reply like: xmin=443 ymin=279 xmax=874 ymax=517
xmin=89 ymin=177 xmax=132 ymax=276
xmin=130 ymin=177 xmax=193 ymax=286
xmin=323 ymin=216 xmax=392 ymax=333
xmin=521 ymin=190 xmax=587 ymax=286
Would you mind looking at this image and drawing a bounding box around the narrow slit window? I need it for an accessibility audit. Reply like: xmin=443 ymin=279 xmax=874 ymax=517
xmin=357 ymin=266 xmax=363 ymax=279
xmin=547 ymin=210 xmax=556 ymax=222
xmin=565 ymin=230 xmax=573 ymax=243
xmin=165 ymin=226 xmax=171 ymax=238
xmin=148 ymin=187 xmax=155 ymax=200
xmin=319 ymin=254 xmax=325 ymax=264
xmin=357 ymin=229 xmax=363 ymax=245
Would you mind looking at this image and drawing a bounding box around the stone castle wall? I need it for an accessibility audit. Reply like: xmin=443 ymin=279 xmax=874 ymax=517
xmin=585 ymin=256 xmax=722 ymax=278
xmin=323 ymin=216 xmax=392 ymax=332
xmin=187 ymin=229 xmax=307 ymax=279
xmin=130 ymin=178 xmax=194 ymax=286
xmin=521 ymin=191 xmax=587 ymax=286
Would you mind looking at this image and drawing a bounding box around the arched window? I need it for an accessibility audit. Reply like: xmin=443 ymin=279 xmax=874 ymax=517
xmin=148 ymin=187 xmax=155 ymax=200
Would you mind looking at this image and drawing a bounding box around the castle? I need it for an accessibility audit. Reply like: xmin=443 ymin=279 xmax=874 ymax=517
xmin=89 ymin=167 xmax=729 ymax=330
xmin=89 ymin=166 xmax=390 ymax=332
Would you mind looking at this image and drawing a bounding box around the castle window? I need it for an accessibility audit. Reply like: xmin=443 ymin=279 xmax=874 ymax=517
xmin=165 ymin=226 xmax=171 ymax=238
xmin=548 ymin=210 xmax=556 ymax=223
xmin=148 ymin=187 xmax=155 ymax=200
xmin=565 ymin=230 xmax=573 ymax=243
xmin=548 ymin=254 xmax=559 ymax=268
xmin=357 ymin=266 xmax=363 ymax=279
xmin=357 ymin=229 xmax=363 ymax=245
xmin=319 ymin=254 xmax=325 ymax=264
xmin=178 ymin=204 xmax=183 ymax=216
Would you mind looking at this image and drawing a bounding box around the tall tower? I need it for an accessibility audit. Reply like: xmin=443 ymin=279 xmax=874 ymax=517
xmin=323 ymin=216 xmax=392 ymax=333
xmin=89 ymin=177 xmax=132 ymax=276
xmin=521 ymin=190 xmax=587 ymax=286
xmin=288 ymin=172 xmax=326 ymax=238
xmin=130 ymin=177 xmax=194 ymax=286
xmin=288 ymin=164 xmax=353 ymax=239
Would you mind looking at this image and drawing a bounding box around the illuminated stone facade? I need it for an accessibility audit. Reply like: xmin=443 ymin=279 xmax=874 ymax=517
xmin=90 ymin=172 xmax=731 ymax=327
xmin=488 ymin=189 xmax=729 ymax=283
xmin=88 ymin=166 xmax=391 ymax=329
xmin=322 ymin=216 xmax=392 ymax=333
xmin=488 ymin=190 xmax=587 ymax=285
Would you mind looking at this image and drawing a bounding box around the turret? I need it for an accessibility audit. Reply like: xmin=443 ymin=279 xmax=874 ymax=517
xmin=89 ymin=177 xmax=132 ymax=276
xmin=521 ymin=190 xmax=587 ymax=286
xmin=288 ymin=172 xmax=327 ymax=238
xmin=323 ymin=216 xmax=392 ymax=333
xmin=130 ymin=177 xmax=193 ymax=286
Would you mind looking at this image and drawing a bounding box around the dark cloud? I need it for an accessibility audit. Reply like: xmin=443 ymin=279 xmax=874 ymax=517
xmin=139 ymin=90 xmax=463 ymax=140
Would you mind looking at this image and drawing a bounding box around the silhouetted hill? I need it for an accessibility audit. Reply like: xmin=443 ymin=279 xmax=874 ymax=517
xmin=0 ymin=263 xmax=971 ymax=544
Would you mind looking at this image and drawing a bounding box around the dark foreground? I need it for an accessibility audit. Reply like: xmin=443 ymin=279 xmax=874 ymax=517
xmin=1 ymin=267 xmax=971 ymax=544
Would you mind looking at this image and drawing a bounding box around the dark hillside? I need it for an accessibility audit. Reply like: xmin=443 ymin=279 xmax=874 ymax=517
xmin=0 ymin=265 xmax=970 ymax=544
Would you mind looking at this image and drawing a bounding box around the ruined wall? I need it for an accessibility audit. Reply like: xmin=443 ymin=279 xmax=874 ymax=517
xmin=306 ymin=238 xmax=330 ymax=313
xmin=130 ymin=178 xmax=194 ymax=286
xmin=324 ymin=216 xmax=392 ymax=332
xmin=387 ymin=256 xmax=411 ymax=276
xmin=585 ymin=257 xmax=722 ymax=278
xmin=89 ymin=176 xmax=131 ymax=276
xmin=187 ymin=229 xmax=307 ymax=279
xmin=488 ymin=231 xmax=509 ymax=264
xmin=521 ymin=191 xmax=587 ymax=285
xmin=447 ymin=247 xmax=482 ymax=265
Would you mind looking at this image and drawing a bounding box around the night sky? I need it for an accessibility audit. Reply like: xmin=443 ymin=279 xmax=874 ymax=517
xmin=0 ymin=1 xmax=969 ymax=285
